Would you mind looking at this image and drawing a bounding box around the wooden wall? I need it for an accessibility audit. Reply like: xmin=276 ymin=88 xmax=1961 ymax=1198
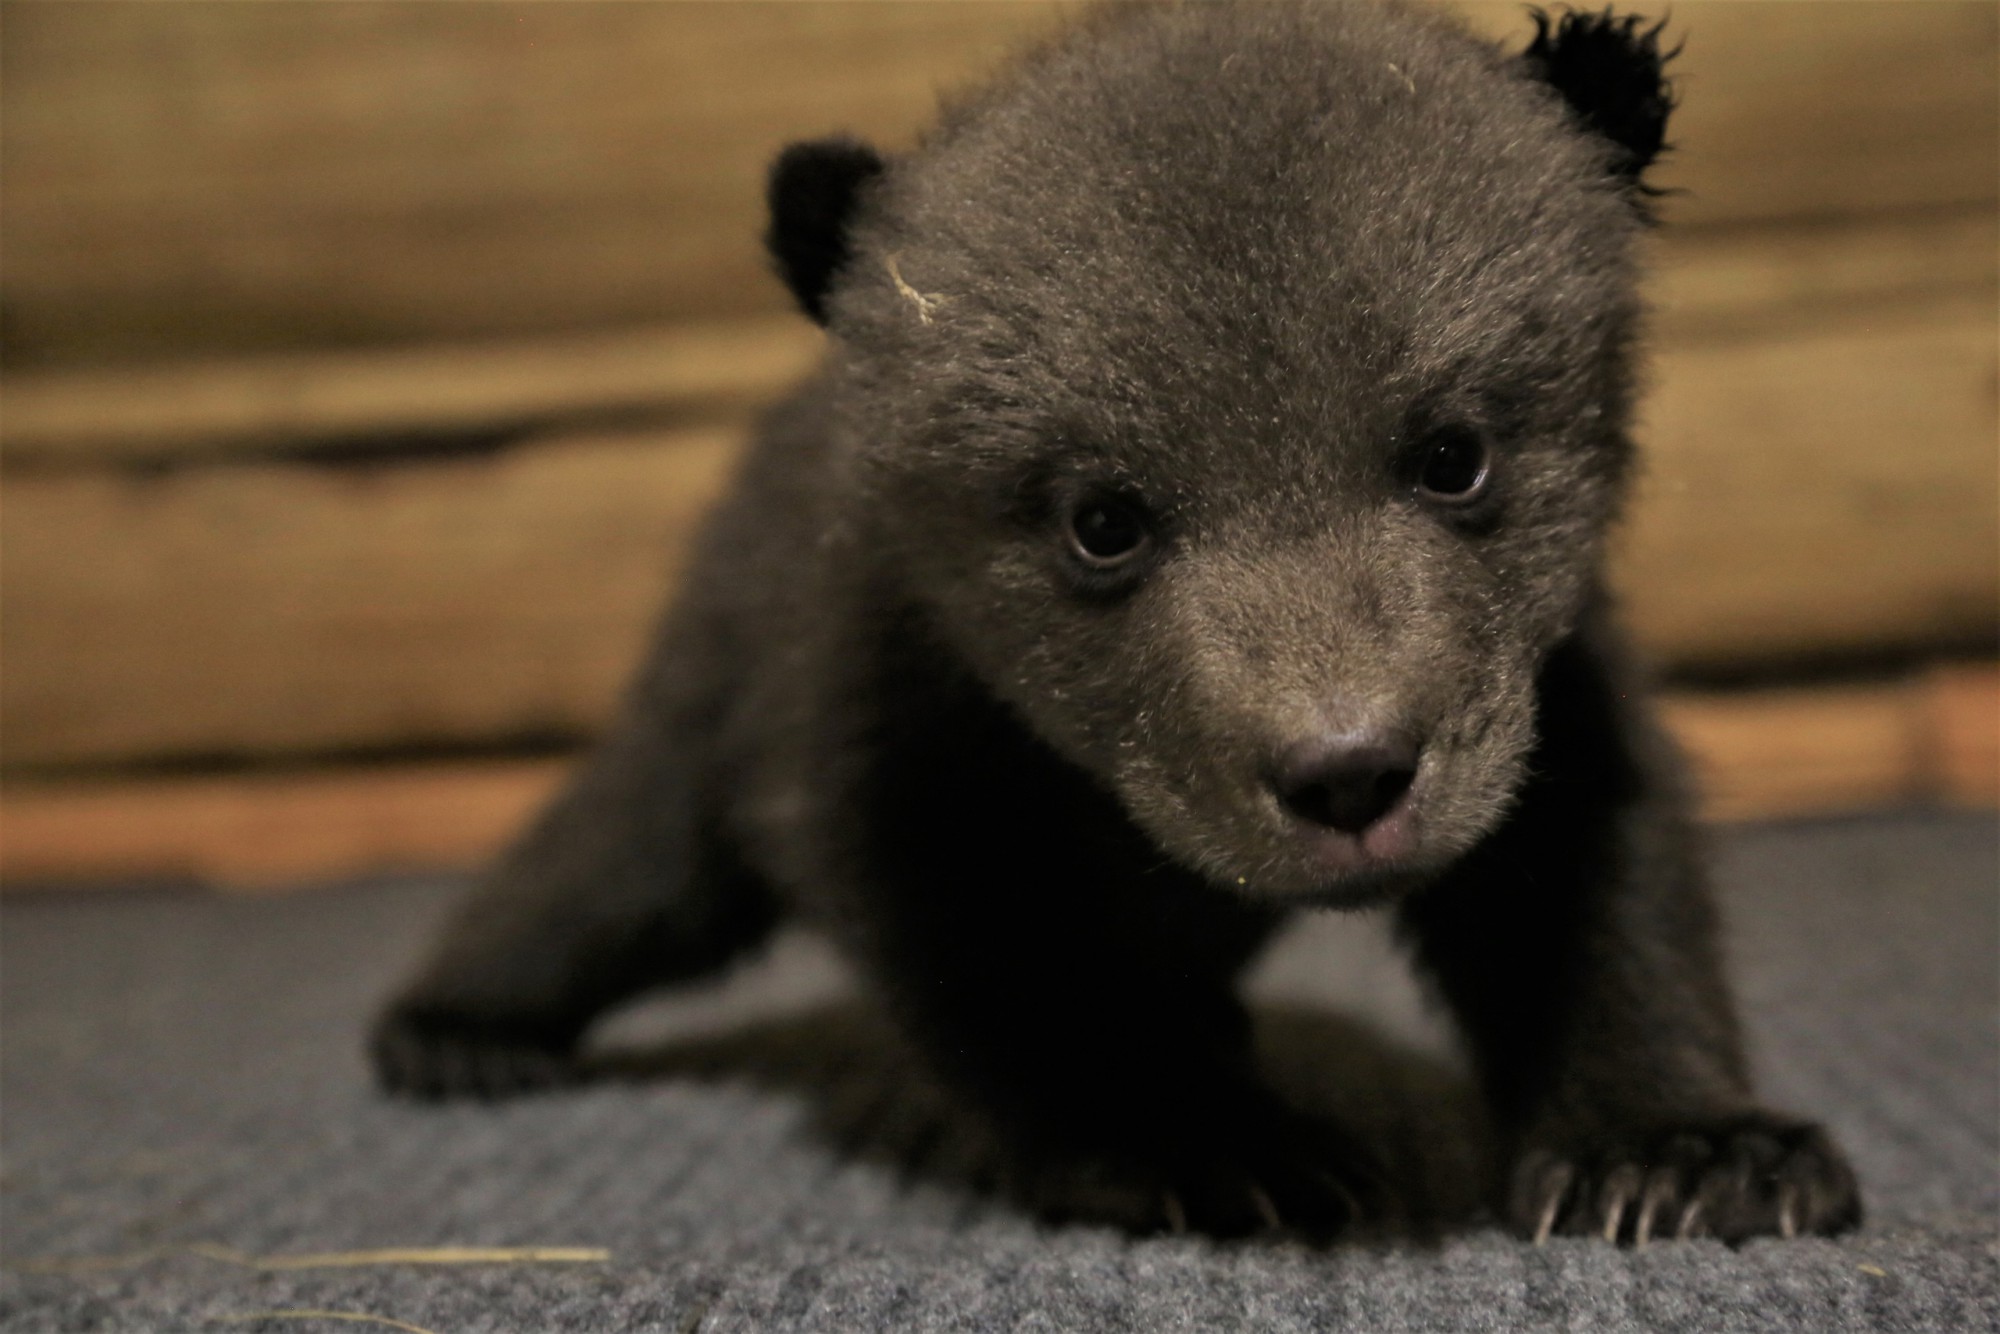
xmin=0 ymin=1 xmax=1994 ymax=880
xmin=4 ymin=3 xmax=1993 ymax=363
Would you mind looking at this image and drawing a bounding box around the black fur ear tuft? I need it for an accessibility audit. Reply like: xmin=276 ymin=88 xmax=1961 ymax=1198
xmin=1522 ymin=8 xmax=1678 ymax=204
xmin=765 ymin=136 xmax=886 ymax=325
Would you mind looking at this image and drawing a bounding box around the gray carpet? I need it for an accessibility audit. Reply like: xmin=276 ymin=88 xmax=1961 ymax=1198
xmin=2 ymin=809 xmax=1994 ymax=1332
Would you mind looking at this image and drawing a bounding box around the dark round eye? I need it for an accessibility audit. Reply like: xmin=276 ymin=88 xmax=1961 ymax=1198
xmin=1415 ymin=426 xmax=1491 ymax=502
xmin=1068 ymin=496 xmax=1150 ymax=565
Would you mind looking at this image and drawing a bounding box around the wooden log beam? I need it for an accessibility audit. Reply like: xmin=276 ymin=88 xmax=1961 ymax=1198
xmin=0 ymin=759 xmax=566 ymax=891
xmin=0 ymin=0 xmax=1066 ymax=365
xmin=1649 ymin=210 xmax=1998 ymax=344
xmin=1 ymin=425 xmax=740 ymax=766
xmin=1617 ymin=295 xmax=1998 ymax=665
xmin=0 ymin=318 xmax=819 ymax=466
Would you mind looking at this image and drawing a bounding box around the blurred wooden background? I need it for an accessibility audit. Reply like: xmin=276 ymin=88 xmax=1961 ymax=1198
xmin=1 ymin=1 xmax=1994 ymax=887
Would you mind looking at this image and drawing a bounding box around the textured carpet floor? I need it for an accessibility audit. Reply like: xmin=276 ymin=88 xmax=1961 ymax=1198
xmin=2 ymin=809 xmax=1994 ymax=1332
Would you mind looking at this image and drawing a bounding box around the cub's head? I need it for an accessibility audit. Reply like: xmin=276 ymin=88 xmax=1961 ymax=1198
xmin=767 ymin=2 xmax=1674 ymax=903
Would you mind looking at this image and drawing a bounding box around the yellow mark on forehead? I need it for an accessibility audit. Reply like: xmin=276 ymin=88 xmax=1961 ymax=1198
xmin=886 ymin=253 xmax=947 ymax=325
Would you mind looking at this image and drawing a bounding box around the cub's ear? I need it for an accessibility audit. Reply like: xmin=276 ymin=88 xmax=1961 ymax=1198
xmin=765 ymin=135 xmax=886 ymax=325
xmin=1521 ymin=7 xmax=1678 ymax=206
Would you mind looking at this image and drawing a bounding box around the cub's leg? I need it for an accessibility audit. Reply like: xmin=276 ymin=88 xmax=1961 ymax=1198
xmin=844 ymin=677 xmax=1388 ymax=1238
xmin=372 ymin=686 xmax=776 ymax=1100
xmin=1399 ymin=623 xmax=1861 ymax=1243
xmin=860 ymin=868 xmax=1392 ymax=1237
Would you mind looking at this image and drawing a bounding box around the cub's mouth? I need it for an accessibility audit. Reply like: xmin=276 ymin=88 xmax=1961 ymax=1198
xmin=1113 ymin=748 xmax=1440 ymax=905
xmin=1238 ymin=722 xmax=1438 ymax=894
xmin=1113 ymin=714 xmax=1535 ymax=906
xmin=1240 ymin=754 xmax=1438 ymax=903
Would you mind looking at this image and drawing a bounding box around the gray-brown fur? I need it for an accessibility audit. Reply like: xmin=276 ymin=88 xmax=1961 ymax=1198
xmin=374 ymin=1 xmax=1860 ymax=1243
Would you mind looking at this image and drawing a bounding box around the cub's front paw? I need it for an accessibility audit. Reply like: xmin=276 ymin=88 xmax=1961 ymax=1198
xmin=1510 ymin=1110 xmax=1861 ymax=1245
xmin=1021 ymin=1102 xmax=1396 ymax=1241
xmin=370 ymin=1004 xmax=578 ymax=1101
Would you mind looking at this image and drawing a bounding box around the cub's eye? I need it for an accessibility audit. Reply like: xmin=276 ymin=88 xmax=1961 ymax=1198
xmin=1067 ymin=495 xmax=1151 ymax=566
xmin=1414 ymin=425 xmax=1492 ymax=502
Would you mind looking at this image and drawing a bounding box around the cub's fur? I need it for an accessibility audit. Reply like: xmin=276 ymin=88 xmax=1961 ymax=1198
xmin=374 ymin=1 xmax=1860 ymax=1242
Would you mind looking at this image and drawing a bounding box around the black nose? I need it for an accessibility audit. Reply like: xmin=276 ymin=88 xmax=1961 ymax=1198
xmin=1271 ymin=731 xmax=1420 ymax=835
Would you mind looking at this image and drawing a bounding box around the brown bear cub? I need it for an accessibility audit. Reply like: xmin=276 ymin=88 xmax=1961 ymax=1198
xmin=374 ymin=1 xmax=1861 ymax=1243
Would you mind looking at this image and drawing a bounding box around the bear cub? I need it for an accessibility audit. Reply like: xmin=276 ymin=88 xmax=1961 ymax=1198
xmin=374 ymin=1 xmax=1861 ymax=1243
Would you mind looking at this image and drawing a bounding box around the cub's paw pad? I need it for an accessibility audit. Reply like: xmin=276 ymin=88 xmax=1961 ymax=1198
xmin=370 ymin=1007 xmax=578 ymax=1101
xmin=1511 ymin=1112 xmax=1860 ymax=1245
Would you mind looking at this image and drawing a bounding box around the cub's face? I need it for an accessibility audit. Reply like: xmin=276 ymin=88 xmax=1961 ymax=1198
xmin=811 ymin=3 xmax=1660 ymax=903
